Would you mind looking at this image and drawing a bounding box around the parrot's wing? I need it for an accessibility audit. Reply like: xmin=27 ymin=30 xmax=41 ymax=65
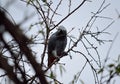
xmin=48 ymin=33 xmax=57 ymax=66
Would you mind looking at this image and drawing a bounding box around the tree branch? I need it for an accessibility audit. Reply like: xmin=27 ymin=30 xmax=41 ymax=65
xmin=0 ymin=10 xmax=48 ymax=84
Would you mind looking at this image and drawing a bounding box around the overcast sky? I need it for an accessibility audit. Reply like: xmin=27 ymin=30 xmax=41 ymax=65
xmin=0 ymin=0 xmax=120 ymax=84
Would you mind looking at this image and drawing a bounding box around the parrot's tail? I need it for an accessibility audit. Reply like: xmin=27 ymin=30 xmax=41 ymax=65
xmin=48 ymin=56 xmax=56 ymax=67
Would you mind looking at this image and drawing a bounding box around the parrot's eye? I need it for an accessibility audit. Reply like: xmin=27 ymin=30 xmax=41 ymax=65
xmin=58 ymin=29 xmax=63 ymax=34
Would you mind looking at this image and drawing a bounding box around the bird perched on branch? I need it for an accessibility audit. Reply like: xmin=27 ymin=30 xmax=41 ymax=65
xmin=48 ymin=26 xmax=67 ymax=67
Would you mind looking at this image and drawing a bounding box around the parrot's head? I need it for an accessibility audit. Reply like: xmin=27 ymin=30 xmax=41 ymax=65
xmin=57 ymin=26 xmax=67 ymax=36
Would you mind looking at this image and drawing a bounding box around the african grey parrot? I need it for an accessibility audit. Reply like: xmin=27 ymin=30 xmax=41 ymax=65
xmin=48 ymin=26 xmax=67 ymax=67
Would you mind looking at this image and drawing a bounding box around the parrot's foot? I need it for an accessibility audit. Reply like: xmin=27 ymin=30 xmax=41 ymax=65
xmin=62 ymin=51 xmax=68 ymax=56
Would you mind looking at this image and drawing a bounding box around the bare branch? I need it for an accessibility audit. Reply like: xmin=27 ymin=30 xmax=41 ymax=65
xmin=0 ymin=10 xmax=48 ymax=84
xmin=0 ymin=54 xmax=22 ymax=84
xmin=52 ymin=0 xmax=87 ymax=30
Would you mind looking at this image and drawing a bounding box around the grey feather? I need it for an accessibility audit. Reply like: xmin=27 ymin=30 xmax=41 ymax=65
xmin=48 ymin=26 xmax=67 ymax=57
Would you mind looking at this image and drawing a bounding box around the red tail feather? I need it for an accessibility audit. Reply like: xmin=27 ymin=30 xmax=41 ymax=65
xmin=48 ymin=56 xmax=56 ymax=67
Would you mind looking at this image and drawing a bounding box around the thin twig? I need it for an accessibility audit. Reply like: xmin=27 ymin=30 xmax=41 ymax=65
xmin=51 ymin=0 xmax=87 ymax=30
